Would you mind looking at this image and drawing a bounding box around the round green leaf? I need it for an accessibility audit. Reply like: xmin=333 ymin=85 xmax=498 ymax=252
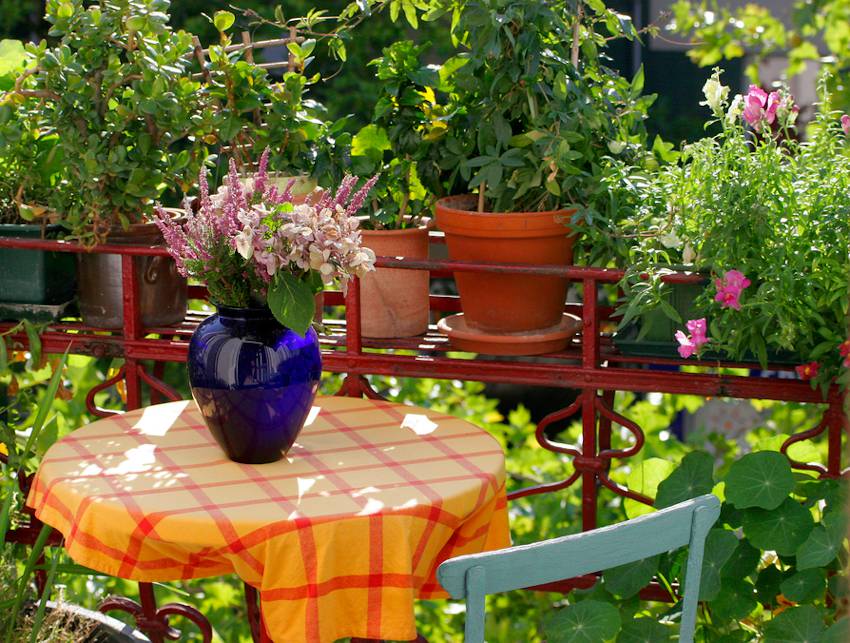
xmin=742 ymin=498 xmax=815 ymax=556
xmin=542 ymin=600 xmax=621 ymax=643
xmin=655 ymin=451 xmax=715 ymax=509
xmin=617 ymin=617 xmax=675 ymax=642
xmin=698 ymin=528 xmax=738 ymax=601
xmin=709 ymin=578 xmax=758 ymax=623
xmin=763 ymin=605 xmax=826 ymax=643
xmin=213 ymin=10 xmax=235 ymax=32
xmin=721 ymin=538 xmax=760 ymax=579
xmin=823 ymin=617 xmax=849 ymax=643
xmin=624 ymin=458 xmax=675 ymax=519
xmin=725 ymin=451 xmax=795 ymax=510
xmin=602 ymin=555 xmax=659 ymax=599
xmin=796 ymin=510 xmax=846 ymax=570
xmin=780 ymin=569 xmax=826 ymax=603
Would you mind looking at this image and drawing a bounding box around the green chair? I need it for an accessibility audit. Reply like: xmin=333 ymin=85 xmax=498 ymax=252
xmin=437 ymin=494 xmax=720 ymax=643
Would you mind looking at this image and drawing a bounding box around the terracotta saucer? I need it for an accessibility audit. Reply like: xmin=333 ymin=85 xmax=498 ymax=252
xmin=437 ymin=313 xmax=582 ymax=356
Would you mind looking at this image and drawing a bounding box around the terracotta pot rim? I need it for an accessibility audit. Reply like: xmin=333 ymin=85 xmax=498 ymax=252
xmin=435 ymin=194 xmax=576 ymax=218
xmin=436 ymin=196 xmax=574 ymax=239
xmin=358 ymin=216 xmax=432 ymax=236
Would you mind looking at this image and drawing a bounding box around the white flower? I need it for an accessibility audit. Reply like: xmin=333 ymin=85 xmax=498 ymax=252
xmin=725 ymin=95 xmax=743 ymax=125
xmin=235 ymin=226 xmax=254 ymax=259
xmin=701 ymin=74 xmax=729 ymax=113
xmin=659 ymin=231 xmax=682 ymax=249
xmin=607 ymin=140 xmax=626 ymax=155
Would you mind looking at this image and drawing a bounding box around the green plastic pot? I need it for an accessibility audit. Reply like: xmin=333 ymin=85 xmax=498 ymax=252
xmin=0 ymin=223 xmax=76 ymax=306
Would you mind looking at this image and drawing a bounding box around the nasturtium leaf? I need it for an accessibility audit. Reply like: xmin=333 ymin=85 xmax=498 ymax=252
xmin=763 ymin=605 xmax=826 ymax=643
xmin=602 ymin=555 xmax=659 ymax=599
xmin=780 ymin=568 xmax=826 ymax=603
xmin=709 ymin=578 xmax=758 ymax=623
xmin=267 ymin=272 xmax=315 ymax=336
xmin=822 ymin=617 xmax=849 ymax=643
xmin=624 ymin=457 xmax=675 ymax=518
xmin=655 ymin=451 xmax=715 ymax=508
xmin=725 ymin=451 xmax=794 ymax=510
xmin=721 ymin=538 xmax=760 ymax=579
xmin=755 ymin=565 xmax=787 ymax=607
xmin=698 ymin=528 xmax=737 ymax=601
xmin=741 ymin=498 xmax=815 ymax=555
xmin=796 ymin=510 xmax=846 ymax=570
xmin=617 ymin=617 xmax=675 ymax=642
xmin=542 ymin=600 xmax=620 ymax=643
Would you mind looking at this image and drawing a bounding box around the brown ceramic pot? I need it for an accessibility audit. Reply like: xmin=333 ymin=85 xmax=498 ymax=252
xmin=434 ymin=195 xmax=575 ymax=334
xmin=77 ymin=218 xmax=187 ymax=329
xmin=359 ymin=220 xmax=431 ymax=338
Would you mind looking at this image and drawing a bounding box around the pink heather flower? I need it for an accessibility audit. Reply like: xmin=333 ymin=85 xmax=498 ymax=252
xmin=795 ymin=361 xmax=820 ymax=380
xmin=676 ymin=318 xmax=709 ymax=359
xmin=841 ymin=115 xmax=850 ymax=136
xmin=714 ymin=269 xmax=751 ymax=310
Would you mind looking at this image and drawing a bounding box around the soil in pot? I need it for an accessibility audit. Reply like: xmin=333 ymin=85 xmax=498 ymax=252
xmin=0 ymin=224 xmax=76 ymax=318
xmin=435 ymin=194 xmax=576 ymax=335
xmin=77 ymin=219 xmax=187 ymax=329
xmin=360 ymin=220 xmax=430 ymax=338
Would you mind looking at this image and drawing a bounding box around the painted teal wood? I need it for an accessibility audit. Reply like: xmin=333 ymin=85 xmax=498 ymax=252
xmin=437 ymin=494 xmax=720 ymax=643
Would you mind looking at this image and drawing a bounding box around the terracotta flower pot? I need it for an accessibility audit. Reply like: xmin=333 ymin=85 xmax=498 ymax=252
xmin=435 ymin=195 xmax=575 ymax=334
xmin=77 ymin=217 xmax=187 ymax=329
xmin=359 ymin=220 xmax=431 ymax=338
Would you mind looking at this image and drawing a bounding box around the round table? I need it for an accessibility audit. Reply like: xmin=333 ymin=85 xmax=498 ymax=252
xmin=28 ymin=396 xmax=510 ymax=643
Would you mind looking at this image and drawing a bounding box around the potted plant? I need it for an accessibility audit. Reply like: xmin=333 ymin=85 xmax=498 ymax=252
xmin=428 ymin=0 xmax=654 ymax=354
xmin=613 ymin=71 xmax=850 ymax=389
xmin=155 ymin=150 xmax=377 ymax=463
xmin=6 ymin=0 xmax=218 ymax=328
xmin=0 ymin=40 xmax=75 ymax=322
xmin=348 ymin=40 xmax=445 ymax=338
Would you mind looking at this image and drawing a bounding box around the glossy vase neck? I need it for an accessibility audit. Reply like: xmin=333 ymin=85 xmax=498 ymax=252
xmin=215 ymin=305 xmax=278 ymax=324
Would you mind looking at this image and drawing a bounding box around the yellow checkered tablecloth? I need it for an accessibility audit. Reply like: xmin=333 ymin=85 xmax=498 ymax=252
xmin=27 ymin=396 xmax=510 ymax=642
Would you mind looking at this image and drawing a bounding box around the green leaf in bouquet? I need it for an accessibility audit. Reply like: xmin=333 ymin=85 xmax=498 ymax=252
xmin=268 ymin=272 xmax=315 ymax=337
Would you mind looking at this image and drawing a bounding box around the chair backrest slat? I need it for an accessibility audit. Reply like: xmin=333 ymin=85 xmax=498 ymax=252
xmin=437 ymin=494 xmax=720 ymax=643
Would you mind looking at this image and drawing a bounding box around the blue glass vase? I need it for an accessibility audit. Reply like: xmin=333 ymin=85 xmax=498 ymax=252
xmin=188 ymin=305 xmax=322 ymax=464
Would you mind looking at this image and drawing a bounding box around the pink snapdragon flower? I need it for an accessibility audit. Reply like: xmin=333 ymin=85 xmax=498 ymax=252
xmin=841 ymin=115 xmax=850 ymax=137
xmin=741 ymin=85 xmax=796 ymax=131
xmin=714 ymin=269 xmax=751 ymax=310
xmin=675 ymin=318 xmax=709 ymax=359
xmin=795 ymin=361 xmax=820 ymax=380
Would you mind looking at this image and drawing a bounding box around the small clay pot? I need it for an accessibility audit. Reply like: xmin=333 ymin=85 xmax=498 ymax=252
xmin=359 ymin=220 xmax=431 ymax=338
xmin=435 ymin=195 xmax=575 ymax=334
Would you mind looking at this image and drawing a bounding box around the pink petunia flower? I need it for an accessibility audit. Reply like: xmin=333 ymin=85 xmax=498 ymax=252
xmin=795 ymin=361 xmax=820 ymax=380
xmin=676 ymin=318 xmax=709 ymax=359
xmin=714 ymin=269 xmax=751 ymax=310
xmin=842 ymin=114 xmax=850 ymax=137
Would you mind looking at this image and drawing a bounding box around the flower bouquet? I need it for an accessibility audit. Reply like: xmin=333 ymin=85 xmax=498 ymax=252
xmin=155 ymin=151 xmax=378 ymax=463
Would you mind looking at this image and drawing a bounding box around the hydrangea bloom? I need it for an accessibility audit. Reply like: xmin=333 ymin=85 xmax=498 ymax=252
xmin=675 ymin=318 xmax=709 ymax=359
xmin=715 ymin=270 xmax=751 ymax=310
